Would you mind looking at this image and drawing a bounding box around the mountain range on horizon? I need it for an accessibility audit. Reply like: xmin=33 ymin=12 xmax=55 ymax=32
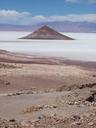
xmin=0 ymin=21 xmax=96 ymax=33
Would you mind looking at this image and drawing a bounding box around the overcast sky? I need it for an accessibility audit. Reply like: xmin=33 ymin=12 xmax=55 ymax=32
xmin=0 ymin=0 xmax=96 ymax=25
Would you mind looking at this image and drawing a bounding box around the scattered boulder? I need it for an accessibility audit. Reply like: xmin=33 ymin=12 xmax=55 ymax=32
xmin=0 ymin=63 xmax=17 ymax=69
xmin=23 ymin=104 xmax=57 ymax=114
xmin=88 ymin=122 xmax=94 ymax=126
xmin=0 ymin=79 xmax=10 ymax=86
xmin=56 ymin=83 xmax=96 ymax=92
xmin=86 ymin=91 xmax=96 ymax=102
xmin=23 ymin=105 xmax=44 ymax=113
xmin=9 ymin=118 xmax=16 ymax=122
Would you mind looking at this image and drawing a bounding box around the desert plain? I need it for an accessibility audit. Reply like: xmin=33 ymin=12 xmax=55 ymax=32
xmin=0 ymin=32 xmax=96 ymax=128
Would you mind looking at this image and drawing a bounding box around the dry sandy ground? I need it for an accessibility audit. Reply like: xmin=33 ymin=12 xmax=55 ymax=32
xmin=0 ymin=62 xmax=96 ymax=127
xmin=0 ymin=63 xmax=96 ymax=92
xmin=0 ymin=48 xmax=96 ymax=127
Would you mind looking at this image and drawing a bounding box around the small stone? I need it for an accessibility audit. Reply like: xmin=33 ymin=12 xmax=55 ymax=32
xmin=72 ymin=121 xmax=81 ymax=125
xmin=84 ymin=113 xmax=91 ymax=118
xmin=67 ymin=102 xmax=74 ymax=105
xmin=51 ymin=113 xmax=57 ymax=117
xmin=88 ymin=122 xmax=94 ymax=126
xmin=21 ymin=121 xmax=30 ymax=127
xmin=31 ymin=119 xmax=39 ymax=123
xmin=53 ymin=105 xmax=57 ymax=108
xmin=6 ymin=82 xmax=10 ymax=85
xmin=38 ymin=116 xmax=42 ymax=120
xmin=70 ymin=115 xmax=81 ymax=123
xmin=44 ymin=105 xmax=50 ymax=108
xmin=9 ymin=119 xmax=16 ymax=122
xmin=74 ymin=101 xmax=80 ymax=105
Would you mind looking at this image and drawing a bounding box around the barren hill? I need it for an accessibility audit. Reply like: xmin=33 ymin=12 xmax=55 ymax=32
xmin=21 ymin=25 xmax=74 ymax=40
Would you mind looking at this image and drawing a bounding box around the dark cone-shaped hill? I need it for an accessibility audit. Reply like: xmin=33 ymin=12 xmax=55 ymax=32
xmin=21 ymin=26 xmax=74 ymax=40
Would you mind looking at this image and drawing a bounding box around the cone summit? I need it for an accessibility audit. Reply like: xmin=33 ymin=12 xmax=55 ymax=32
xmin=21 ymin=25 xmax=74 ymax=40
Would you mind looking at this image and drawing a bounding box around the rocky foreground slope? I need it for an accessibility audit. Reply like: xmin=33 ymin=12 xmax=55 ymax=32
xmin=0 ymin=114 xmax=96 ymax=128
xmin=0 ymin=89 xmax=96 ymax=128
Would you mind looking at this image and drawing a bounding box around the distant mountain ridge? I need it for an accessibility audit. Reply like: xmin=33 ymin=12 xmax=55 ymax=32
xmin=0 ymin=21 xmax=96 ymax=32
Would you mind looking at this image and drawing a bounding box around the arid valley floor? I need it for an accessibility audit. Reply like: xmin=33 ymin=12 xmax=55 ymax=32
xmin=0 ymin=53 xmax=96 ymax=127
xmin=0 ymin=31 xmax=96 ymax=128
